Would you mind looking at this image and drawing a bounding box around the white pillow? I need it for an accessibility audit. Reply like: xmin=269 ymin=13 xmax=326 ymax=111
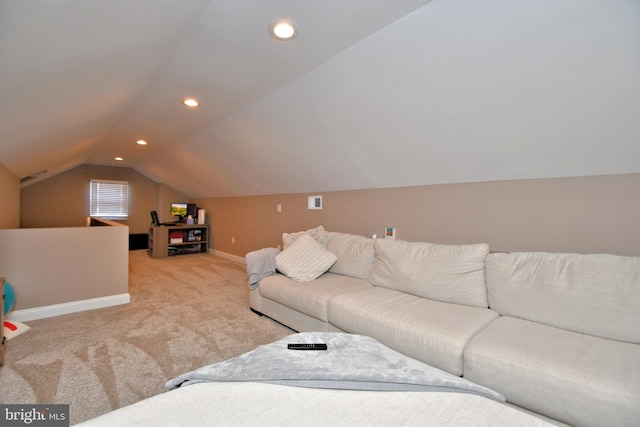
xmin=282 ymin=225 xmax=326 ymax=250
xmin=276 ymin=234 xmax=337 ymax=282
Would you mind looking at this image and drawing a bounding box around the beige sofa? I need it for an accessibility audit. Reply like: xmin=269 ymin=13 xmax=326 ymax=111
xmin=248 ymin=229 xmax=640 ymax=427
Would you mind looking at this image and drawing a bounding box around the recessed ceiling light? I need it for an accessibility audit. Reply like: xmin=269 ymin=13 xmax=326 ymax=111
xmin=269 ymin=20 xmax=298 ymax=41
xmin=114 ymin=156 xmax=124 ymax=161
xmin=136 ymin=139 xmax=148 ymax=145
xmin=182 ymin=98 xmax=200 ymax=108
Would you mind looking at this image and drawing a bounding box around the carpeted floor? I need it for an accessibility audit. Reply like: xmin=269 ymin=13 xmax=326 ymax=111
xmin=0 ymin=250 xmax=292 ymax=425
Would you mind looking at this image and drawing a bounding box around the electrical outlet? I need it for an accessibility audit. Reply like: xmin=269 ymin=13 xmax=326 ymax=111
xmin=232 ymin=237 xmax=235 ymax=244
xmin=277 ymin=204 xmax=282 ymax=213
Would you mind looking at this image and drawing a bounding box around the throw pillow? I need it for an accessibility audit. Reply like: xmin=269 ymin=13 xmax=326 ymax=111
xmin=276 ymin=234 xmax=337 ymax=282
xmin=282 ymin=225 xmax=326 ymax=250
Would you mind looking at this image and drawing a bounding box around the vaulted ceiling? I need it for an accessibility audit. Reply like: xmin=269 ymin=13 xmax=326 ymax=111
xmin=1 ymin=0 xmax=639 ymax=198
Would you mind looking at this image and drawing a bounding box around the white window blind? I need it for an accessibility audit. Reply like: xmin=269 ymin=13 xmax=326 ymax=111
xmin=90 ymin=179 xmax=129 ymax=219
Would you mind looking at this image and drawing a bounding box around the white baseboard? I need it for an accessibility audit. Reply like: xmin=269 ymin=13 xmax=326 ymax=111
xmin=7 ymin=293 xmax=131 ymax=322
xmin=210 ymin=249 xmax=246 ymax=265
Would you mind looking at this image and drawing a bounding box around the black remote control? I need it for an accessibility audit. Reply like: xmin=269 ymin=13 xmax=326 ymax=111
xmin=287 ymin=343 xmax=328 ymax=350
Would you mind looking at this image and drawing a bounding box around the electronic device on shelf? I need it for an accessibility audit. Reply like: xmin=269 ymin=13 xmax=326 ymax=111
xmin=170 ymin=202 xmax=199 ymax=224
xmin=170 ymin=202 xmax=188 ymax=217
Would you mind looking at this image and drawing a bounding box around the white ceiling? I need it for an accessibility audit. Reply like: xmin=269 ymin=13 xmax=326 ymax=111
xmin=1 ymin=0 xmax=639 ymax=198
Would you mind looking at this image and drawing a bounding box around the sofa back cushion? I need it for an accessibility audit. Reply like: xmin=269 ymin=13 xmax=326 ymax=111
xmin=325 ymin=232 xmax=376 ymax=280
xmin=369 ymin=239 xmax=490 ymax=308
xmin=486 ymin=252 xmax=640 ymax=344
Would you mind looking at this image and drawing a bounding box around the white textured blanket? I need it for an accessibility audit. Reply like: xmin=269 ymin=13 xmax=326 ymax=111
xmin=166 ymin=332 xmax=505 ymax=403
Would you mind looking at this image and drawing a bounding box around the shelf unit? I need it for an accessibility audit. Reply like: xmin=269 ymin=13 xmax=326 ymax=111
xmin=148 ymin=224 xmax=209 ymax=258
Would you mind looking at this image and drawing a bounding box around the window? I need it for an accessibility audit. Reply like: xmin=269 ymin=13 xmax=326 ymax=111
xmin=90 ymin=179 xmax=129 ymax=219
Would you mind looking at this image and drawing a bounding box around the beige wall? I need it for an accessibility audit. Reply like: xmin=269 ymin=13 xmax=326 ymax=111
xmin=0 ymin=162 xmax=20 ymax=229
xmin=20 ymin=165 xmax=188 ymax=234
xmin=0 ymin=225 xmax=129 ymax=315
xmin=17 ymin=167 xmax=639 ymax=257
xmin=195 ymin=173 xmax=640 ymax=258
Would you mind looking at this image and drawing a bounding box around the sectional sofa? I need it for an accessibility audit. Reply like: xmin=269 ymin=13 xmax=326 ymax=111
xmin=248 ymin=227 xmax=640 ymax=427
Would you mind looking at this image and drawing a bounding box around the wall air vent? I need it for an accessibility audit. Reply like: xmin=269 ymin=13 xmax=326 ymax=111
xmin=20 ymin=170 xmax=47 ymax=184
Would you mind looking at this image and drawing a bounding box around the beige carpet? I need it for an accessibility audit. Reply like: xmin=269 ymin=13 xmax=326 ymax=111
xmin=0 ymin=250 xmax=292 ymax=425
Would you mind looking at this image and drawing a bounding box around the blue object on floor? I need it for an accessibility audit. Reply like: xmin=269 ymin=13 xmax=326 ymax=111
xmin=4 ymin=281 xmax=15 ymax=315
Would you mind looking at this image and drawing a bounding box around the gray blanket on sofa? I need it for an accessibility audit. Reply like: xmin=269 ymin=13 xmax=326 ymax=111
xmin=166 ymin=333 xmax=505 ymax=403
xmin=245 ymin=247 xmax=280 ymax=289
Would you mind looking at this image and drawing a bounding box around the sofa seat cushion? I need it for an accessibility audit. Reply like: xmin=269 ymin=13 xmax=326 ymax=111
xmin=328 ymin=287 xmax=499 ymax=376
xmin=464 ymin=316 xmax=640 ymax=427
xmin=370 ymin=239 xmax=490 ymax=308
xmin=258 ymin=273 xmax=372 ymax=322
